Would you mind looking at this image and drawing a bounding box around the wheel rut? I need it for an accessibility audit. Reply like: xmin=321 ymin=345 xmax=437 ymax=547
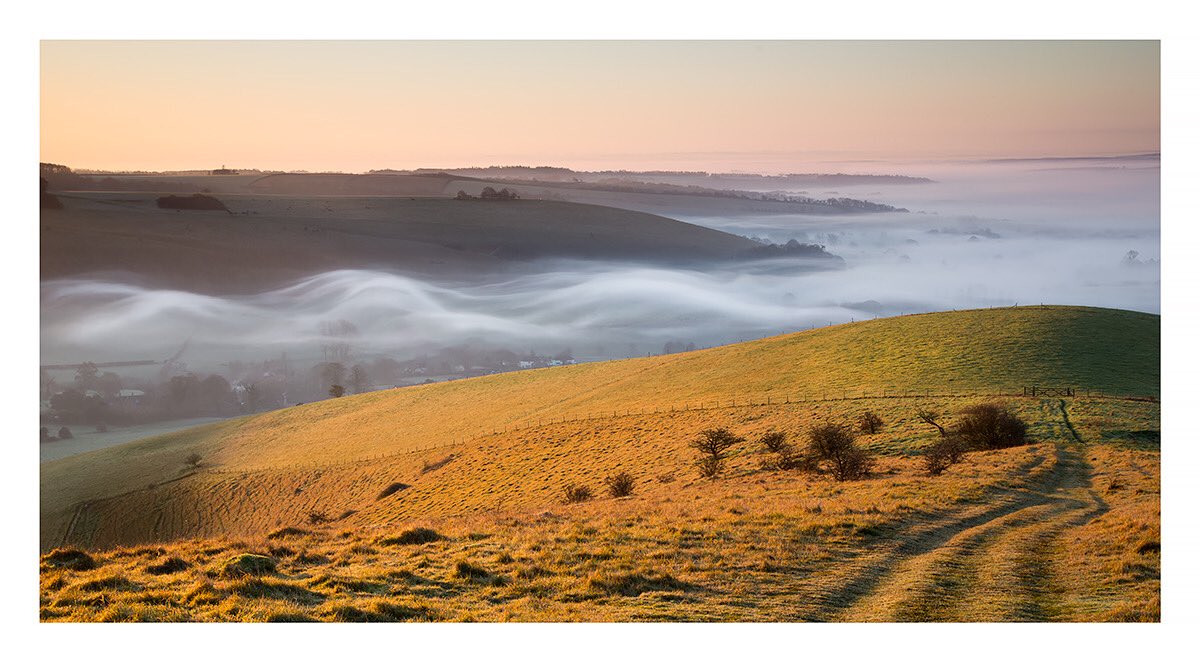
xmin=799 ymin=400 xmax=1109 ymax=622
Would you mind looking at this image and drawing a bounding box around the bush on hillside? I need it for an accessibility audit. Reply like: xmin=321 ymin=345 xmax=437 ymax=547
xmin=757 ymin=430 xmax=790 ymax=454
xmin=858 ymin=411 xmax=885 ymax=434
xmin=308 ymin=510 xmax=330 ymax=525
xmin=953 ymin=403 xmax=1028 ymax=450
xmin=691 ymin=428 xmax=744 ymax=479
xmin=563 ymin=484 xmax=593 ymax=503
xmin=604 ymin=472 xmax=635 ymax=498
xmin=757 ymin=430 xmax=809 ymax=471
xmin=57 ymin=426 xmax=73 ymax=440
xmin=923 ymin=435 xmax=967 ymax=476
xmin=806 ymin=423 xmax=873 ymax=481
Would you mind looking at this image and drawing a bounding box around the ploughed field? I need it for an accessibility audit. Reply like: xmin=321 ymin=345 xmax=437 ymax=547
xmin=39 ymin=306 xmax=1160 ymax=621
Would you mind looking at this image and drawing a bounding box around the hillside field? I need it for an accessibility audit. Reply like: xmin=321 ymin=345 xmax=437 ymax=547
xmin=41 ymin=192 xmax=761 ymax=293
xmin=39 ymin=306 xmax=1160 ymax=621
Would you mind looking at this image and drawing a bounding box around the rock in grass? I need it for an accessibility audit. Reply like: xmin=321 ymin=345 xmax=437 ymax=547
xmin=220 ymin=553 xmax=277 ymax=578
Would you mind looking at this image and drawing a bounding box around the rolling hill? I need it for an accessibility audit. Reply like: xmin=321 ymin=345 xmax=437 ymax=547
xmin=41 ymin=193 xmax=764 ymax=293
xmin=39 ymin=305 xmax=1160 ymax=622
xmin=41 ymin=305 xmax=1157 ymax=545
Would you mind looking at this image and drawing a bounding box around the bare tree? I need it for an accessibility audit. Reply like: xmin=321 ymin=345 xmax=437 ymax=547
xmin=74 ymin=362 xmax=98 ymax=391
xmin=916 ymin=408 xmax=947 ymax=436
xmin=350 ymin=364 xmax=371 ymax=394
xmin=318 ymin=319 xmax=358 ymax=363
xmin=242 ymin=383 xmax=261 ymax=412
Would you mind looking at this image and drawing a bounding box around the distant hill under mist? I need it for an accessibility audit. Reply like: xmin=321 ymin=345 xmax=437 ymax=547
xmin=41 ymin=192 xmax=802 ymax=294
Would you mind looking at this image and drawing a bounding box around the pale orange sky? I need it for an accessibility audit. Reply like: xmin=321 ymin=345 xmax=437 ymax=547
xmin=40 ymin=40 xmax=1160 ymax=173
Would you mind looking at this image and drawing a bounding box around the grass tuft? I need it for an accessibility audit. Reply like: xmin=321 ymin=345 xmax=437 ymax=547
xmin=219 ymin=553 xmax=277 ymax=578
xmin=145 ymin=556 xmax=190 ymax=575
xmin=42 ymin=548 xmax=97 ymax=571
xmin=377 ymin=527 xmax=443 ymax=546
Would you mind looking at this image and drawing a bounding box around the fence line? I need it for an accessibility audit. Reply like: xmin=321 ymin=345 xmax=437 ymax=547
xmin=200 ymin=387 xmax=1135 ymax=477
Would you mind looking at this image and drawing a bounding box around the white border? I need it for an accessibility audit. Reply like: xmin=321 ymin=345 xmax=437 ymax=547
xmin=6 ymin=1 xmax=1197 ymax=660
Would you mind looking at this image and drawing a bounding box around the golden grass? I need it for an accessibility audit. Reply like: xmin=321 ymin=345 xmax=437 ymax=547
xmin=38 ymin=306 xmax=1159 ymax=621
xmin=40 ymin=423 xmax=1158 ymax=621
xmin=41 ymin=306 xmax=1157 ymax=549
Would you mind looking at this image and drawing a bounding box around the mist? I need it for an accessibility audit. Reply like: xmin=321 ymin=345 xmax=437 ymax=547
xmin=40 ymin=155 xmax=1159 ymax=375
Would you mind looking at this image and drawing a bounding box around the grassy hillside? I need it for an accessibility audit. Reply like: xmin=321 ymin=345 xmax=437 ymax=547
xmin=41 ymin=305 xmax=1157 ymax=548
xmin=41 ymin=193 xmax=760 ymax=293
xmin=39 ymin=305 xmax=1159 ymax=621
xmin=41 ymin=398 xmax=1159 ymax=622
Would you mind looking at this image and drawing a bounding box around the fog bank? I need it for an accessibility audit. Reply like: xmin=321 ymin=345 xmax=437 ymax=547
xmin=41 ymin=155 xmax=1159 ymax=373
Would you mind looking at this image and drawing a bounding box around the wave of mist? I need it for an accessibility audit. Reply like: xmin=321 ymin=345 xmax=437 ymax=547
xmin=41 ymin=155 xmax=1159 ymax=374
xmin=42 ymin=242 xmax=1157 ymax=373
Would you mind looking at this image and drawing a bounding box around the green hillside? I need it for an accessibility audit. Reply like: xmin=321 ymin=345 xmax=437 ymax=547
xmin=41 ymin=305 xmax=1158 ymax=550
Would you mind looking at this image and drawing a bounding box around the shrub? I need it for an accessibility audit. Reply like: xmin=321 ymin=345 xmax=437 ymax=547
xmin=923 ymin=436 xmax=966 ymax=476
xmin=757 ymin=430 xmax=812 ymax=471
xmin=691 ymin=428 xmax=744 ymax=479
xmin=953 ymin=403 xmax=1028 ymax=450
xmin=757 ymin=430 xmax=790 ymax=454
xmin=184 ymin=452 xmax=202 ymax=468
xmin=57 ymin=426 xmax=73 ymax=440
xmin=563 ymin=484 xmax=593 ymax=503
xmin=806 ymin=423 xmax=873 ymax=481
xmin=858 ymin=411 xmax=885 ymax=434
xmin=691 ymin=428 xmax=743 ymax=457
xmin=328 ymin=384 xmax=345 ymax=398
xmin=771 ymin=450 xmax=819 ymax=472
xmin=604 ymin=472 xmax=635 ymax=498
xmin=308 ymin=510 xmax=330 ymax=525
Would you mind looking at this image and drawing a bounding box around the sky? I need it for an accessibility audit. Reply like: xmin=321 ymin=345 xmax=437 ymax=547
xmin=40 ymin=40 xmax=1159 ymax=173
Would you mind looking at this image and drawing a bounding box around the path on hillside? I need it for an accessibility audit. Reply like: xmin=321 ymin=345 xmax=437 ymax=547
xmin=793 ymin=399 xmax=1108 ymax=622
